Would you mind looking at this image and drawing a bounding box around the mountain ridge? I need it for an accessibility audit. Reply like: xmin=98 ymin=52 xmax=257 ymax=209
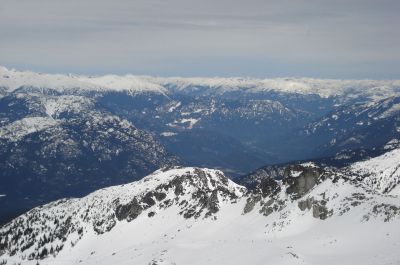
xmin=2 ymin=66 xmax=400 ymax=228
xmin=2 ymin=66 xmax=400 ymax=99
xmin=1 ymin=147 xmax=400 ymax=265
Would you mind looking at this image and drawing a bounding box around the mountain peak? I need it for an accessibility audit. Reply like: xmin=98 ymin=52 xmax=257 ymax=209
xmin=0 ymin=167 xmax=245 ymax=260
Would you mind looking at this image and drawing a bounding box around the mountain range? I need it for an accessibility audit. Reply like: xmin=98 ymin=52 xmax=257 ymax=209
xmin=0 ymin=66 xmax=400 ymax=264
xmin=1 ymin=66 xmax=400 ymax=224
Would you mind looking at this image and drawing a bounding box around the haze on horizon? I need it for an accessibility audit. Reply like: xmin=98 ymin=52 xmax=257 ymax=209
xmin=0 ymin=0 xmax=399 ymax=79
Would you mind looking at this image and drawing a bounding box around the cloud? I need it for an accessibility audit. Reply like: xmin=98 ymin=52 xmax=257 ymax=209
xmin=0 ymin=0 xmax=399 ymax=78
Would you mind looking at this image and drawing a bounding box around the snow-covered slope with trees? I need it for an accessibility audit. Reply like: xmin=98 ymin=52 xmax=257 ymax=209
xmin=0 ymin=92 xmax=178 ymax=225
xmin=1 ymin=147 xmax=400 ymax=265
xmin=349 ymin=147 xmax=400 ymax=194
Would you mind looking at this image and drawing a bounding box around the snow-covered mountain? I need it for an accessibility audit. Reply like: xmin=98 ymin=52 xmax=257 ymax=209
xmin=0 ymin=66 xmax=166 ymax=96
xmin=301 ymin=96 xmax=400 ymax=155
xmin=349 ymin=147 xmax=400 ymax=194
xmin=2 ymin=66 xmax=400 ymax=167
xmin=0 ymin=92 xmax=178 ymax=224
xmin=1 ymin=147 xmax=400 ymax=265
xmin=2 ymin=65 xmax=400 ymax=228
xmin=2 ymin=66 xmax=400 ymax=99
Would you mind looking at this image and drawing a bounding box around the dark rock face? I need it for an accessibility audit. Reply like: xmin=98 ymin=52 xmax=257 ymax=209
xmin=241 ymin=169 xmax=282 ymax=215
xmin=298 ymin=198 xmax=314 ymax=211
xmin=150 ymin=168 xmax=241 ymax=219
xmin=115 ymin=198 xmax=143 ymax=222
xmin=258 ymin=178 xmax=281 ymax=197
xmin=259 ymin=199 xmax=285 ymax=217
xmin=370 ymin=204 xmax=400 ymax=222
xmin=243 ymin=196 xmax=261 ymax=214
xmin=237 ymin=164 xmax=287 ymax=189
xmin=242 ymin=176 xmax=282 ymax=216
xmin=298 ymin=197 xmax=332 ymax=220
xmin=112 ymin=168 xmax=241 ymax=223
xmin=205 ymin=190 xmax=220 ymax=216
xmin=312 ymin=202 xmax=330 ymax=220
xmin=241 ymin=164 xmax=323 ymax=216
xmin=93 ymin=216 xmax=116 ymax=234
xmin=243 ymin=193 xmax=285 ymax=217
xmin=283 ymin=165 xmax=323 ymax=199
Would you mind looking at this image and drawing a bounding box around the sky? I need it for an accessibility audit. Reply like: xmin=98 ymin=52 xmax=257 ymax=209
xmin=0 ymin=0 xmax=399 ymax=79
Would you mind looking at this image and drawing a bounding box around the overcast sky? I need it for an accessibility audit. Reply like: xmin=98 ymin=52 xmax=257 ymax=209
xmin=1 ymin=0 xmax=399 ymax=78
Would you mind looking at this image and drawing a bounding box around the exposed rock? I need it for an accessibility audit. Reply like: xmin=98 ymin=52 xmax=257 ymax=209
xmin=258 ymin=177 xmax=281 ymax=197
xmin=371 ymin=203 xmax=400 ymax=222
xmin=298 ymin=198 xmax=314 ymax=211
xmin=243 ymin=195 xmax=261 ymax=214
xmin=115 ymin=198 xmax=143 ymax=222
xmin=259 ymin=205 xmax=275 ymax=217
xmin=237 ymin=164 xmax=287 ymax=189
xmin=259 ymin=199 xmax=285 ymax=217
xmin=312 ymin=201 xmax=332 ymax=220
xmin=2 ymin=163 xmax=400 ymax=263
xmin=205 ymin=190 xmax=220 ymax=216
xmin=93 ymin=216 xmax=116 ymax=234
xmin=298 ymin=197 xmax=332 ymax=220
xmin=284 ymin=165 xmax=323 ymax=199
xmin=142 ymin=193 xmax=156 ymax=207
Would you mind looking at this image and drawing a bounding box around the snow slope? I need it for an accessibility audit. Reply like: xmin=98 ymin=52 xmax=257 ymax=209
xmin=0 ymin=116 xmax=59 ymax=141
xmin=350 ymin=147 xmax=400 ymax=193
xmin=1 ymin=159 xmax=400 ymax=265
xmin=41 ymin=95 xmax=94 ymax=118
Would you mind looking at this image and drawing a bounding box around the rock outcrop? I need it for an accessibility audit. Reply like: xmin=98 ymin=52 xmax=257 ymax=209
xmin=283 ymin=164 xmax=323 ymax=199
